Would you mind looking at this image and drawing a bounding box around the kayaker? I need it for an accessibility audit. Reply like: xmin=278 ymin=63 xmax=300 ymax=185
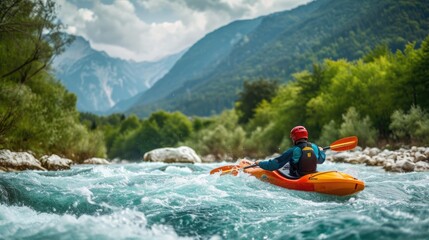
xmin=255 ymin=126 xmax=326 ymax=177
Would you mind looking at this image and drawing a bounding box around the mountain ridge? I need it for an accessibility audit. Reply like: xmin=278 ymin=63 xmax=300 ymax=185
xmin=127 ymin=0 xmax=429 ymax=117
xmin=52 ymin=36 xmax=184 ymax=114
xmin=129 ymin=17 xmax=263 ymax=109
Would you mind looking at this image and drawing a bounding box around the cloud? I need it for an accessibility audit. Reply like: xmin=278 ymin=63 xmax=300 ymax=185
xmin=78 ymin=8 xmax=96 ymax=22
xmin=56 ymin=0 xmax=312 ymax=62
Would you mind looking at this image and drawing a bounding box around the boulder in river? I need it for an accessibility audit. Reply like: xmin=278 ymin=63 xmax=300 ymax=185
xmin=143 ymin=146 xmax=202 ymax=163
xmin=40 ymin=154 xmax=73 ymax=171
xmin=0 ymin=150 xmax=45 ymax=171
xmin=83 ymin=157 xmax=110 ymax=165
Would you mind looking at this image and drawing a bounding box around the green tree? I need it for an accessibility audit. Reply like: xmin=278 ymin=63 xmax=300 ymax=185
xmin=339 ymin=107 xmax=377 ymax=147
xmin=119 ymin=115 xmax=140 ymax=133
xmin=317 ymin=120 xmax=340 ymax=146
xmin=293 ymin=63 xmax=327 ymax=136
xmin=1 ymin=0 xmax=73 ymax=140
xmin=148 ymin=111 xmax=193 ymax=147
xmin=385 ymin=42 xmax=423 ymax=113
xmin=362 ymin=44 xmax=390 ymax=63
xmin=390 ymin=105 xmax=429 ymax=145
xmin=183 ymin=110 xmax=246 ymax=159
xmin=410 ymin=36 xmax=429 ymax=109
xmin=0 ymin=0 xmax=73 ymax=83
xmin=0 ymin=0 xmax=106 ymax=161
xmin=107 ymin=111 xmax=193 ymax=160
xmin=235 ymin=79 xmax=278 ymax=124
xmin=245 ymin=84 xmax=301 ymax=156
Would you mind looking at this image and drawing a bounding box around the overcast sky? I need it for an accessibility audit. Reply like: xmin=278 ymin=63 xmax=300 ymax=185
xmin=56 ymin=0 xmax=312 ymax=62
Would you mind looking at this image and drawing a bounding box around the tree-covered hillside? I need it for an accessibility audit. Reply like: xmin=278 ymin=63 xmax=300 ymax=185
xmin=129 ymin=0 xmax=429 ymax=117
xmin=83 ymin=34 xmax=429 ymax=160
xmin=0 ymin=0 xmax=105 ymax=161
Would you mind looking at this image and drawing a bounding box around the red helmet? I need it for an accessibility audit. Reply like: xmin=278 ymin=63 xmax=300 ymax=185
xmin=290 ymin=126 xmax=308 ymax=142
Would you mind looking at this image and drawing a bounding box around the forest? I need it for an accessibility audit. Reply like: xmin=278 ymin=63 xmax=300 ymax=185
xmin=82 ymin=38 xmax=429 ymax=160
xmin=1 ymin=0 xmax=428 ymax=162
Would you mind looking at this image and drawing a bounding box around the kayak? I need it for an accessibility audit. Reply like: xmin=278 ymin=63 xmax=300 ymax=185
xmin=236 ymin=159 xmax=365 ymax=196
xmin=210 ymin=137 xmax=364 ymax=196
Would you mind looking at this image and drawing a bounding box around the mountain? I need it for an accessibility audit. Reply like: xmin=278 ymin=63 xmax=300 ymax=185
xmin=127 ymin=0 xmax=429 ymax=117
xmin=52 ymin=36 xmax=183 ymax=114
xmin=128 ymin=17 xmax=263 ymax=111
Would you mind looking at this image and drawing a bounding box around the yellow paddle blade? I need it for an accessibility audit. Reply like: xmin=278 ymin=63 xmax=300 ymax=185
xmin=209 ymin=165 xmax=240 ymax=175
xmin=329 ymin=136 xmax=358 ymax=151
xmin=210 ymin=163 xmax=258 ymax=175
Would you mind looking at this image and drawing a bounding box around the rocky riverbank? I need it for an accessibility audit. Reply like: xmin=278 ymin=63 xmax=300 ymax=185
xmin=328 ymin=146 xmax=429 ymax=172
xmin=1 ymin=146 xmax=429 ymax=173
xmin=0 ymin=150 xmax=109 ymax=172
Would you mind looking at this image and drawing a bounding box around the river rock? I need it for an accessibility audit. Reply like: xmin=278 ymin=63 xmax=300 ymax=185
xmin=415 ymin=161 xmax=429 ymax=171
xmin=363 ymin=147 xmax=381 ymax=157
xmin=424 ymin=148 xmax=429 ymax=158
xmin=360 ymin=155 xmax=374 ymax=166
xmin=0 ymin=150 xmax=45 ymax=171
xmin=382 ymin=159 xmax=396 ymax=171
xmin=414 ymin=152 xmax=426 ymax=162
xmin=143 ymin=146 xmax=202 ymax=163
xmin=329 ymin=151 xmax=361 ymax=164
xmin=83 ymin=158 xmax=110 ymax=165
xmin=387 ymin=152 xmax=398 ymax=161
xmin=40 ymin=154 xmax=73 ymax=170
xmin=201 ymin=154 xmax=217 ymax=163
xmin=392 ymin=159 xmax=415 ymax=172
xmin=375 ymin=156 xmax=388 ymax=166
xmin=329 ymin=152 xmax=352 ymax=162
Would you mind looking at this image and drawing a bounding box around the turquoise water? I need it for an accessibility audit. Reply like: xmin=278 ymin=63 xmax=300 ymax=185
xmin=1 ymin=161 xmax=428 ymax=240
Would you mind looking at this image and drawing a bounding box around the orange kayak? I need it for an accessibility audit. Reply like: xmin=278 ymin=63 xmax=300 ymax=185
xmin=237 ymin=159 xmax=365 ymax=196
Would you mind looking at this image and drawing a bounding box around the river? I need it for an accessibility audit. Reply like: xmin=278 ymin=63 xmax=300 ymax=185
xmin=1 ymin=161 xmax=428 ymax=239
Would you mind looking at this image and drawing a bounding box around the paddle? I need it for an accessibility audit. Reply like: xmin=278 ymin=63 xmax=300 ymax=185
xmin=209 ymin=163 xmax=257 ymax=175
xmin=322 ymin=136 xmax=358 ymax=152
xmin=209 ymin=164 xmax=239 ymax=175
xmin=209 ymin=136 xmax=358 ymax=175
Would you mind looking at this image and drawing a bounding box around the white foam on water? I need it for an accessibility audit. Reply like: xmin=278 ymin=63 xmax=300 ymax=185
xmin=164 ymin=166 xmax=193 ymax=174
xmin=75 ymin=187 xmax=96 ymax=204
xmin=92 ymin=165 xmax=129 ymax=177
xmin=2 ymin=162 xmax=428 ymax=239
xmin=0 ymin=204 xmax=191 ymax=240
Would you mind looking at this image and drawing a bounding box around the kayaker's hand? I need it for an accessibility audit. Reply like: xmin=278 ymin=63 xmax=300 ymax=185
xmin=254 ymin=160 xmax=260 ymax=166
xmin=318 ymin=147 xmax=323 ymax=152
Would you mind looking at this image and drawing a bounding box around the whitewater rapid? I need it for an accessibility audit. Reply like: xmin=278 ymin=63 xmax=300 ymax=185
xmin=1 ymin=162 xmax=428 ymax=239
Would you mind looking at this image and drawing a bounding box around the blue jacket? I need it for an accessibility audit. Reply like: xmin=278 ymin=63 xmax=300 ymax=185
xmin=258 ymin=142 xmax=326 ymax=171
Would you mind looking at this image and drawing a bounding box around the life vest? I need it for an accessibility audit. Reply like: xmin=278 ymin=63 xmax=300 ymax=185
xmin=291 ymin=142 xmax=318 ymax=177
